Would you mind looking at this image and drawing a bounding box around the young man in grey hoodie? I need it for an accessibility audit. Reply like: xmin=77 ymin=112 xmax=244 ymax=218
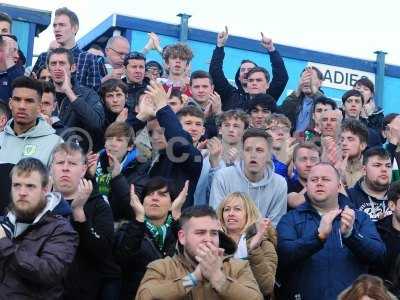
xmin=0 ymin=76 xmax=62 ymax=213
xmin=210 ymin=127 xmax=287 ymax=227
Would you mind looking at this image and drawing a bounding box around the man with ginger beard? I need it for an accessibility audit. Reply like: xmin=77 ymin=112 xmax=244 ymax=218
xmin=0 ymin=157 xmax=78 ymax=299
xmin=136 ymin=206 xmax=263 ymax=299
xmin=348 ymin=147 xmax=392 ymax=222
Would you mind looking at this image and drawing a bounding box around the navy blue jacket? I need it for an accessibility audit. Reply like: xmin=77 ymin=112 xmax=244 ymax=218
xmin=347 ymin=179 xmax=391 ymax=222
xmin=277 ymin=194 xmax=385 ymax=300
xmin=0 ymin=65 xmax=24 ymax=103
xmin=209 ymin=46 xmax=288 ymax=111
xmin=149 ymin=105 xmax=203 ymax=208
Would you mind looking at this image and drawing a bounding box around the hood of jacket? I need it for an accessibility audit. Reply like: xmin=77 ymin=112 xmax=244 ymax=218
xmin=4 ymin=117 xmax=56 ymax=138
xmin=299 ymin=193 xmax=354 ymax=213
xmin=233 ymin=159 xmax=276 ymax=189
xmin=234 ymin=60 xmax=257 ymax=94
xmin=176 ymin=229 xmax=237 ymax=258
xmin=50 ymin=192 xmax=73 ymax=217
xmin=2 ymin=192 xmax=62 ymax=238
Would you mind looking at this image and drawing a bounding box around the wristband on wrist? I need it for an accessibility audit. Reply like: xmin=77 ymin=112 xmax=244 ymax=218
xmin=189 ymin=272 xmax=198 ymax=286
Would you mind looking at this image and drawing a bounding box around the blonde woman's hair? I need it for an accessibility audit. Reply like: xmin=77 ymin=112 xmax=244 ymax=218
xmin=217 ymin=192 xmax=261 ymax=234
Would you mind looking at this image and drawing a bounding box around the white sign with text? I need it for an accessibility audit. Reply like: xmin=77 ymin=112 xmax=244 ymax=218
xmin=308 ymin=62 xmax=375 ymax=91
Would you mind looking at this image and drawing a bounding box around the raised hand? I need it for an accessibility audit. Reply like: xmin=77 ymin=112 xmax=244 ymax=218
xmin=318 ymin=208 xmax=341 ymax=240
xmin=149 ymin=32 xmax=162 ymax=52
xmin=196 ymin=242 xmax=226 ymax=291
xmin=217 ymin=26 xmax=229 ymax=47
xmin=136 ymin=94 xmax=156 ymax=121
xmin=130 ymin=184 xmax=145 ymax=222
xmin=171 ymin=180 xmax=189 ymax=220
xmin=145 ymin=81 xmax=170 ymax=111
xmin=226 ymin=147 xmax=240 ymax=165
xmin=107 ymin=152 xmax=122 ymax=178
xmin=116 ymin=107 xmax=128 ymax=122
xmin=260 ymin=32 xmax=275 ymax=52
xmin=281 ymin=137 xmax=298 ymax=165
xmin=86 ymin=151 xmax=99 ymax=177
xmin=71 ymin=179 xmax=93 ymax=222
xmin=386 ymin=123 xmax=400 ymax=145
xmin=340 ymin=206 xmax=355 ymax=237
xmin=197 ymin=139 xmax=208 ymax=150
xmin=207 ymin=137 xmax=223 ymax=168
xmin=209 ymin=92 xmax=222 ymax=115
xmin=249 ymin=218 xmax=271 ymax=251
xmin=143 ymin=33 xmax=155 ymax=52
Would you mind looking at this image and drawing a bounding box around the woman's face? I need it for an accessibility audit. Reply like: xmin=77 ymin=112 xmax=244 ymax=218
xmin=222 ymin=197 xmax=247 ymax=234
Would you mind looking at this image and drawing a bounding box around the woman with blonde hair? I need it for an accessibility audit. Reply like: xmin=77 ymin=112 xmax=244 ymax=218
xmin=338 ymin=274 xmax=397 ymax=300
xmin=217 ymin=192 xmax=278 ymax=298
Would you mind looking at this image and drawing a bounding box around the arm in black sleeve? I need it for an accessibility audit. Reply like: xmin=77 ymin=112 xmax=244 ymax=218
xmin=114 ymin=219 xmax=146 ymax=263
xmin=74 ymin=197 xmax=115 ymax=263
xmin=267 ymin=50 xmax=289 ymax=102
xmin=70 ymin=89 xmax=105 ymax=133
xmin=385 ymin=143 xmax=397 ymax=163
xmin=109 ymin=174 xmax=132 ymax=220
xmin=156 ymin=105 xmax=203 ymax=174
xmin=209 ymin=46 xmax=237 ymax=109
xmin=126 ymin=111 xmax=147 ymax=133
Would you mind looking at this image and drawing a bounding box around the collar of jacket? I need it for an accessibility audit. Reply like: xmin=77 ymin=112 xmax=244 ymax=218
xmin=298 ymin=193 xmax=354 ymax=213
xmin=244 ymin=222 xmax=277 ymax=248
xmin=123 ymin=76 xmax=150 ymax=88
xmin=175 ymin=229 xmax=237 ymax=263
xmin=376 ymin=214 xmax=396 ymax=233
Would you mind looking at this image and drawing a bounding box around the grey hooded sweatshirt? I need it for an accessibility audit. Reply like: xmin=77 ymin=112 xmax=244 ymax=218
xmin=0 ymin=117 xmax=62 ymax=166
xmin=209 ymin=160 xmax=287 ymax=227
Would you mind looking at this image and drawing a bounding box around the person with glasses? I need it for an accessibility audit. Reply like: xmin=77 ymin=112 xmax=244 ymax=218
xmin=266 ymin=113 xmax=298 ymax=179
xmin=122 ymin=51 xmax=149 ymax=108
xmin=287 ymin=143 xmax=321 ymax=210
xmin=104 ymin=36 xmax=130 ymax=81
xmin=145 ymin=60 xmax=163 ymax=81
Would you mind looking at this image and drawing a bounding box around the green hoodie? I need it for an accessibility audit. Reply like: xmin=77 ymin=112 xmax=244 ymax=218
xmin=0 ymin=117 xmax=63 ymax=166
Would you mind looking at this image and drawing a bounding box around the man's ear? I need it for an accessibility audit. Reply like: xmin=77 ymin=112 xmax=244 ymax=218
xmin=44 ymin=176 xmax=53 ymax=194
xmin=70 ymin=64 xmax=76 ymax=73
xmin=72 ymin=24 xmax=79 ymax=36
xmin=362 ymin=165 xmax=367 ymax=177
xmin=381 ymin=129 xmax=387 ymax=139
xmin=389 ymin=200 xmax=396 ymax=211
xmin=177 ymin=229 xmax=185 ymax=246
xmin=360 ymin=142 xmax=367 ymax=152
